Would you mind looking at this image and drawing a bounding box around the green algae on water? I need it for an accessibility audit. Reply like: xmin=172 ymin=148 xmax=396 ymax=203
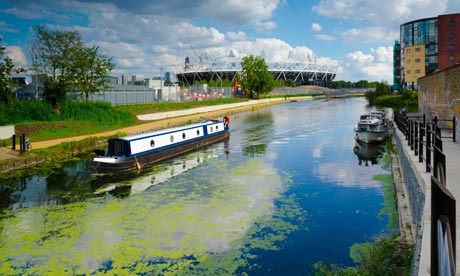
xmin=0 ymin=157 xmax=306 ymax=275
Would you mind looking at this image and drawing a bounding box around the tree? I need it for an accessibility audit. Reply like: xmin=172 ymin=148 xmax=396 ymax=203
xmin=0 ymin=39 xmax=16 ymax=105
xmin=43 ymin=76 xmax=67 ymax=113
xmin=72 ymin=46 xmax=114 ymax=101
xmin=240 ymin=55 xmax=275 ymax=99
xmin=30 ymin=26 xmax=83 ymax=82
xmin=30 ymin=26 xmax=115 ymax=104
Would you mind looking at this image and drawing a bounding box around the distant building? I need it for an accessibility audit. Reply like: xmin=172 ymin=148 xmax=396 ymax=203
xmin=164 ymin=72 xmax=171 ymax=81
xmin=438 ymin=14 xmax=460 ymax=69
xmin=175 ymin=51 xmax=337 ymax=87
xmin=398 ymin=13 xmax=460 ymax=90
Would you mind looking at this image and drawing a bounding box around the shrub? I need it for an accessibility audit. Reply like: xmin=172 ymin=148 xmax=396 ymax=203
xmin=0 ymin=100 xmax=55 ymax=125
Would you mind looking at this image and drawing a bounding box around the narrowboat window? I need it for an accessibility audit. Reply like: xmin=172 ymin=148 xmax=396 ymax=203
xmin=114 ymin=141 xmax=124 ymax=156
xmin=182 ymin=133 xmax=186 ymax=139
xmin=170 ymin=135 xmax=174 ymax=142
xmin=150 ymin=140 xmax=155 ymax=147
xmin=216 ymin=125 xmax=219 ymax=130
xmin=197 ymin=129 xmax=200 ymax=135
xmin=210 ymin=126 xmax=213 ymax=132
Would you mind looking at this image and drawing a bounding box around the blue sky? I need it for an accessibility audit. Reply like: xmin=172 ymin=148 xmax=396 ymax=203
xmin=1 ymin=0 xmax=460 ymax=83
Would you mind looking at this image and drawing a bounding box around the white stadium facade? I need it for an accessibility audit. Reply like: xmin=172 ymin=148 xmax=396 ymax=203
xmin=174 ymin=50 xmax=337 ymax=87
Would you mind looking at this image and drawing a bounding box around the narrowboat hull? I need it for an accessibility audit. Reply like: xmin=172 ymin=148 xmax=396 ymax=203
xmin=91 ymin=131 xmax=229 ymax=173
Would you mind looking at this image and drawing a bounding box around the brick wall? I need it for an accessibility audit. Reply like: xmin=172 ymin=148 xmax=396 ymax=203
xmin=418 ymin=64 xmax=460 ymax=141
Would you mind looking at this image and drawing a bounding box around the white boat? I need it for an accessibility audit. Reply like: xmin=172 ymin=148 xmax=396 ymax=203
xmin=353 ymin=111 xmax=388 ymax=143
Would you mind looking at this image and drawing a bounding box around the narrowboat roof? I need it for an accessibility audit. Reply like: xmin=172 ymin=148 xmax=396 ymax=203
xmin=112 ymin=120 xmax=221 ymax=142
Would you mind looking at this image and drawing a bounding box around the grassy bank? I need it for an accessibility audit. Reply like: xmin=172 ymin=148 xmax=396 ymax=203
xmin=0 ymin=98 xmax=249 ymax=145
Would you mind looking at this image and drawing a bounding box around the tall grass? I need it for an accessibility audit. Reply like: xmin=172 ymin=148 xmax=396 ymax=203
xmin=0 ymin=100 xmax=136 ymax=127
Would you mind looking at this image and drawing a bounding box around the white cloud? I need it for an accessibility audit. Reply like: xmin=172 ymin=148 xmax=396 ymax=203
xmin=316 ymin=34 xmax=335 ymax=41
xmin=347 ymin=51 xmax=374 ymax=64
xmin=313 ymin=0 xmax=448 ymax=29
xmin=311 ymin=22 xmax=322 ymax=32
xmin=0 ymin=21 xmax=19 ymax=33
xmin=5 ymin=46 xmax=27 ymax=66
xmin=255 ymin=21 xmax=277 ymax=33
xmin=226 ymin=31 xmax=247 ymax=41
xmin=372 ymin=46 xmax=393 ymax=63
xmin=341 ymin=48 xmax=392 ymax=82
xmin=340 ymin=27 xmax=398 ymax=43
xmin=361 ymin=63 xmax=392 ymax=78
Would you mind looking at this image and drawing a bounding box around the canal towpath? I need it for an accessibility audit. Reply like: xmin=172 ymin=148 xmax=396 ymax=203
xmin=393 ymin=123 xmax=460 ymax=275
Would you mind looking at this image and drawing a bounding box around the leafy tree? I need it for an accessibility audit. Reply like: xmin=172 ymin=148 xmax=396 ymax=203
xmin=30 ymin=25 xmax=115 ymax=104
xmin=30 ymin=26 xmax=83 ymax=82
xmin=0 ymin=38 xmax=23 ymax=105
xmin=240 ymin=55 xmax=275 ymax=99
xmin=366 ymin=81 xmax=390 ymax=105
xmin=43 ymin=77 xmax=67 ymax=114
xmin=71 ymin=46 xmax=114 ymax=101
xmin=355 ymin=80 xmax=369 ymax=88
xmin=164 ymin=79 xmax=172 ymax=86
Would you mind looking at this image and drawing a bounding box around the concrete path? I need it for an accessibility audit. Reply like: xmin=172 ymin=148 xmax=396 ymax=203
xmin=394 ymin=126 xmax=460 ymax=275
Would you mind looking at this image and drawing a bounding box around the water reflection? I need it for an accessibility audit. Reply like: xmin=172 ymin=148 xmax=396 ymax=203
xmin=353 ymin=141 xmax=385 ymax=166
xmin=92 ymin=148 xmax=221 ymax=197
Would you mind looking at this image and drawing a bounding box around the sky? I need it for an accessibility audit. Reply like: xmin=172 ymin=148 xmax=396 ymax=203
xmin=1 ymin=0 xmax=460 ymax=84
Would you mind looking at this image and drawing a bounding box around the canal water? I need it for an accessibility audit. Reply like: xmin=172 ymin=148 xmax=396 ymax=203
xmin=0 ymin=97 xmax=395 ymax=275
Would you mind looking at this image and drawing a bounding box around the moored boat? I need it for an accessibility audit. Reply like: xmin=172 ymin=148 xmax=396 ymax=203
xmin=91 ymin=117 xmax=230 ymax=173
xmin=353 ymin=111 xmax=388 ymax=143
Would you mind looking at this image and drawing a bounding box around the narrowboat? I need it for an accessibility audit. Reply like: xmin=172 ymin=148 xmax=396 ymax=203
xmin=91 ymin=117 xmax=230 ymax=173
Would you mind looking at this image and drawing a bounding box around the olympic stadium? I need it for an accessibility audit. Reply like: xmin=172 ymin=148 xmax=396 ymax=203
xmin=174 ymin=50 xmax=337 ymax=87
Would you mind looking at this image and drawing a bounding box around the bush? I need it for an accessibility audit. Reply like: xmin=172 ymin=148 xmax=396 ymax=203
xmin=314 ymin=237 xmax=413 ymax=276
xmin=0 ymin=100 xmax=55 ymax=125
xmin=0 ymin=100 xmax=135 ymax=127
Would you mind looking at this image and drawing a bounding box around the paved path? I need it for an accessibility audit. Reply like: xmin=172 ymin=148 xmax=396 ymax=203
xmin=394 ymin=126 xmax=460 ymax=275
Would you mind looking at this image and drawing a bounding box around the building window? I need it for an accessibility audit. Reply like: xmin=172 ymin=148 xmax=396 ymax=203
xmin=449 ymin=56 xmax=455 ymax=61
xmin=407 ymin=70 xmax=411 ymax=74
xmin=406 ymin=48 xmax=411 ymax=53
xmin=449 ymin=44 xmax=455 ymax=51
xmin=449 ymin=32 xmax=455 ymax=39
xmin=415 ymin=69 xmax=421 ymax=74
xmin=425 ymin=35 xmax=430 ymax=43
xmin=449 ymin=20 xmax=455 ymax=27
xmin=415 ymin=58 xmax=421 ymax=63
xmin=415 ymin=47 xmax=421 ymax=52
xmin=406 ymin=59 xmax=411 ymax=64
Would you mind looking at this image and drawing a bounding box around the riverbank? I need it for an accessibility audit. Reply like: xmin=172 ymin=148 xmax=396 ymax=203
xmin=0 ymin=96 xmax=322 ymax=173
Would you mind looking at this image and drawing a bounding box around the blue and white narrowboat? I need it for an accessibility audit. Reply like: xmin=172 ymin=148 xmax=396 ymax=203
xmin=91 ymin=117 xmax=230 ymax=173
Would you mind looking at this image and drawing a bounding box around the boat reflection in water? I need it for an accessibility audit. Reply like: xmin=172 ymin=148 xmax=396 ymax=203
xmin=91 ymin=145 xmax=225 ymax=197
xmin=352 ymin=141 xmax=385 ymax=166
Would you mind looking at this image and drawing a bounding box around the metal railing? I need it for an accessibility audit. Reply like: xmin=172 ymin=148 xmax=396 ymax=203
xmin=393 ymin=112 xmax=456 ymax=275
